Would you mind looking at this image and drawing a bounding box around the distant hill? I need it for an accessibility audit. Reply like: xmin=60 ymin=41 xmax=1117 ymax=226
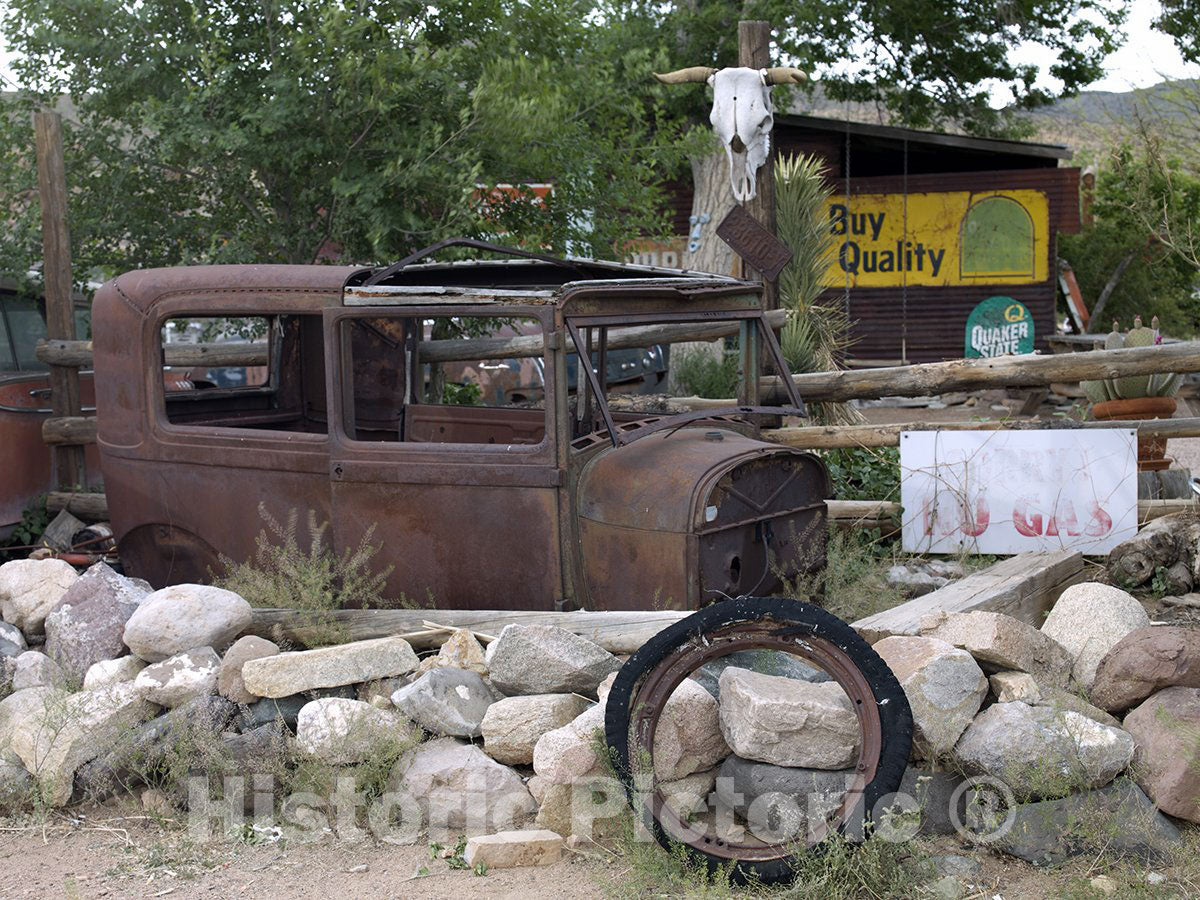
xmin=786 ymin=79 xmax=1200 ymax=163
xmin=1022 ymin=79 xmax=1200 ymax=160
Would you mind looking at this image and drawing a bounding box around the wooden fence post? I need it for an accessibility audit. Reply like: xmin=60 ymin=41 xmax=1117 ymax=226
xmin=33 ymin=109 xmax=85 ymax=489
xmin=738 ymin=19 xmax=778 ymax=310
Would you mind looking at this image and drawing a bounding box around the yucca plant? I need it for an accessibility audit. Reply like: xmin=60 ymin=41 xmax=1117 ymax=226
xmin=775 ymin=154 xmax=863 ymax=425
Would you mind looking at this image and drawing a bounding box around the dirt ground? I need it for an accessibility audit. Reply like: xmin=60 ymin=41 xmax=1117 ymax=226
xmin=0 ymin=802 xmax=611 ymax=899
xmin=2 ymin=803 xmax=1194 ymax=900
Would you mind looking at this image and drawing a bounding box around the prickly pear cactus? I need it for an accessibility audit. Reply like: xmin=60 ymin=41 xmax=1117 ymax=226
xmin=1085 ymin=316 xmax=1182 ymax=404
xmin=1082 ymin=321 xmax=1123 ymax=403
xmin=1114 ymin=315 xmax=1156 ymax=398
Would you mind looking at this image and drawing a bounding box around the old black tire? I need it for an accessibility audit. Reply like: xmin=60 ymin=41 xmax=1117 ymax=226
xmin=604 ymin=596 xmax=913 ymax=886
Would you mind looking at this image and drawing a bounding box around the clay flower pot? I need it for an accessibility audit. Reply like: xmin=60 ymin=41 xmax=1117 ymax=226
xmin=1092 ymin=396 xmax=1177 ymax=471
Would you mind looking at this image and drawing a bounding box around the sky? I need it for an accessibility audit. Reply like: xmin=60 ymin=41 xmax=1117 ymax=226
xmin=1001 ymin=0 xmax=1200 ymax=101
xmin=2 ymin=0 xmax=1199 ymax=101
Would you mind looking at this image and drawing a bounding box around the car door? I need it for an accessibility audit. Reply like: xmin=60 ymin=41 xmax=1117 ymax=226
xmin=324 ymin=305 xmax=564 ymax=610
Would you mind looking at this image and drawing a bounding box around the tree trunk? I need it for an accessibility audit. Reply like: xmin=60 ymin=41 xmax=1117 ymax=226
xmin=671 ymin=148 xmax=739 ymax=392
xmin=1106 ymin=514 xmax=1190 ymax=588
xmin=683 ymin=147 xmax=738 ymax=276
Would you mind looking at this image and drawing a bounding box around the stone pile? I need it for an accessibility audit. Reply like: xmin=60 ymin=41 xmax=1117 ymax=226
xmin=870 ymin=580 xmax=1197 ymax=865
xmin=0 ymin=567 xmax=650 ymax=853
xmin=2 ymin=553 xmax=1197 ymax=873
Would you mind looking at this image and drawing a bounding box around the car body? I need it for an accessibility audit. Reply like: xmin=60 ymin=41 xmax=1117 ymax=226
xmin=0 ymin=285 xmax=99 ymax=537
xmin=92 ymin=246 xmax=830 ymax=611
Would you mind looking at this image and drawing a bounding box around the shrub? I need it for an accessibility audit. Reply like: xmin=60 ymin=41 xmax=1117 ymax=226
xmin=671 ymin=346 xmax=740 ymax=399
xmin=214 ymin=504 xmax=393 ymax=646
xmin=820 ymin=447 xmax=900 ymax=502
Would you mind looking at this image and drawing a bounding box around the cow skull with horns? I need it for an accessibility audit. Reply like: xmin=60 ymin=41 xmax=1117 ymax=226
xmin=655 ymin=66 xmax=806 ymax=202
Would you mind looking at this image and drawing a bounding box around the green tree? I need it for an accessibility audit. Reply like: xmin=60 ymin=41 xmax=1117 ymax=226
xmin=1059 ymin=144 xmax=1200 ymax=336
xmin=1156 ymin=0 xmax=1200 ymax=65
xmin=623 ymin=0 xmax=1127 ymax=136
xmin=0 ymin=0 xmax=684 ymax=289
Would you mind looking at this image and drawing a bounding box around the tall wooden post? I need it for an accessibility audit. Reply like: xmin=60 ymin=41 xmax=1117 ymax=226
xmin=738 ymin=19 xmax=777 ymax=310
xmin=34 ymin=109 xmax=85 ymax=489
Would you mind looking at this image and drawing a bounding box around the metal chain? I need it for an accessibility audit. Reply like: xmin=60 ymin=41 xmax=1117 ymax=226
xmin=843 ymin=98 xmax=851 ymax=319
xmin=902 ymin=129 xmax=909 ymax=364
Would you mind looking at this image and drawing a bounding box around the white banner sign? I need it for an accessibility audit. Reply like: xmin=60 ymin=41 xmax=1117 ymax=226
xmin=900 ymin=429 xmax=1138 ymax=555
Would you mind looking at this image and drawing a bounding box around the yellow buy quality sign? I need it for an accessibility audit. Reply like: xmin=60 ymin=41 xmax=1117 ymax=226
xmin=820 ymin=189 xmax=1050 ymax=288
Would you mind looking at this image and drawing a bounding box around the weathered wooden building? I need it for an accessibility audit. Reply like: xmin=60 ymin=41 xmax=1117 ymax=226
xmin=654 ymin=114 xmax=1081 ymax=365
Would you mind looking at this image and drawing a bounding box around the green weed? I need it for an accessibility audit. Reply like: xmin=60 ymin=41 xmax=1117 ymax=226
xmin=672 ymin=345 xmax=740 ymax=399
xmin=214 ymin=503 xmax=393 ymax=647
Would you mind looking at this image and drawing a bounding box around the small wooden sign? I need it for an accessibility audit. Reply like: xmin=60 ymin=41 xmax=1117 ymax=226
xmin=716 ymin=205 xmax=793 ymax=281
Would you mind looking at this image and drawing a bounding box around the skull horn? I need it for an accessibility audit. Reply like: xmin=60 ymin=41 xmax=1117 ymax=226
xmin=763 ymin=67 xmax=807 ymax=85
xmin=653 ymin=66 xmax=717 ymax=84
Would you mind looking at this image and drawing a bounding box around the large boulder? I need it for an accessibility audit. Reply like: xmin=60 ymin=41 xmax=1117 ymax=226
xmin=919 ymin=610 xmax=1072 ymax=688
xmin=532 ymin=702 xmax=607 ymax=785
xmin=83 ymin=656 xmax=147 ymax=692
xmin=1122 ymin=686 xmax=1200 ymax=823
xmin=43 ymin=562 xmax=148 ymax=684
xmin=715 ymin=755 xmax=853 ymax=843
xmin=0 ymin=757 xmax=34 ymax=812
xmin=295 ymin=698 xmax=417 ymax=765
xmin=532 ymin=778 xmax=628 ymax=843
xmin=718 ymin=667 xmax=859 ymax=769
xmin=1089 ymin=626 xmax=1200 ymax=713
xmin=122 ymin=585 xmax=252 ymax=662
xmin=217 ymin=635 xmax=279 ymax=705
xmin=391 ymin=667 xmax=494 ymax=738
xmin=651 ymin=678 xmax=730 ymax=781
xmin=954 ymin=701 xmax=1134 ymax=799
xmin=174 ymin=721 xmax=289 ymax=814
xmin=389 ymin=736 xmax=535 ymax=834
xmin=133 ymin=647 xmax=220 ymax=708
xmin=659 ymin=766 xmax=720 ymax=818
xmin=415 ymin=628 xmax=488 ymax=677
xmin=485 ymin=624 xmax=620 ymax=696
xmin=1 ymin=683 xmax=157 ymax=805
xmin=988 ymin=671 xmax=1119 ymax=727
xmin=0 ymin=559 xmax=79 ymax=639
xmin=991 ymin=778 xmax=1181 ymax=865
xmin=874 ymin=636 xmax=986 ymax=758
xmin=691 ymin=650 xmax=829 ymax=699
xmin=0 ymin=621 xmax=27 ymax=658
xmin=898 ymin=766 xmax=970 ymax=836
xmin=237 ymin=695 xmax=308 ymax=732
xmin=481 ymin=694 xmax=590 ymax=766
xmin=0 ymin=656 xmax=15 ymax=700
xmin=1041 ymin=583 xmax=1150 ymax=690
xmin=73 ymin=695 xmax=237 ymax=801
xmin=11 ymin=651 xmax=67 ymax=692
xmin=240 ymin=635 xmax=418 ymax=698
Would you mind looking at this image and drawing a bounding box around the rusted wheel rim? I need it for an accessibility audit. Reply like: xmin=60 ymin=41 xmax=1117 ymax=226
xmin=624 ymin=619 xmax=884 ymax=863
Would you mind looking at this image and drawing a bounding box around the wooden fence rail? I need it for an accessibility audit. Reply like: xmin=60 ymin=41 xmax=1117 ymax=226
xmin=36 ymin=310 xmax=790 ymax=370
xmin=765 ymin=416 xmax=1200 ymax=450
xmin=747 ymin=341 xmax=1200 ymax=406
xmin=49 ymin=490 xmax=1194 ymax=529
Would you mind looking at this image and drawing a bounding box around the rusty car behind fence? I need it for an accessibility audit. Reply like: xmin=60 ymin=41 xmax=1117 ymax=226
xmin=93 ymin=241 xmax=831 ymax=611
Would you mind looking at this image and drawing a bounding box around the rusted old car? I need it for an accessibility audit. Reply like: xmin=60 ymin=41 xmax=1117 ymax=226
xmin=1 ymin=281 xmax=99 ymax=538
xmin=93 ymin=241 xmax=830 ymax=610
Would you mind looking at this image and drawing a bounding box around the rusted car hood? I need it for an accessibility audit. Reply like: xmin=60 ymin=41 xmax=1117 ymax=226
xmin=577 ymin=427 xmax=816 ymax=533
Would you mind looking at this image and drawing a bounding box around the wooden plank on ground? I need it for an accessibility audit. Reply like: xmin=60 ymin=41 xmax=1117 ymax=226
xmin=852 ymin=550 xmax=1084 ymax=644
xmin=46 ymin=491 xmax=109 ymax=520
xmin=249 ymin=608 xmax=691 ymax=654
